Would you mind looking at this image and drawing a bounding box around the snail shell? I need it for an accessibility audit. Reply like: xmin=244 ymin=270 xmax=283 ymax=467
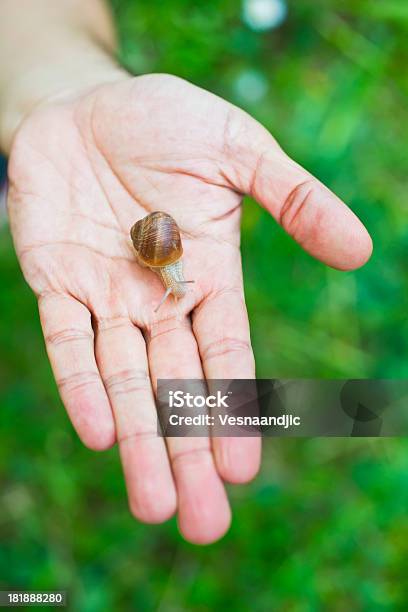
xmin=130 ymin=211 xmax=193 ymax=309
xmin=130 ymin=211 xmax=183 ymax=268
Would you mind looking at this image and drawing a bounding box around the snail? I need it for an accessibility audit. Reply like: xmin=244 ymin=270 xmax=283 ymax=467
xmin=130 ymin=211 xmax=194 ymax=312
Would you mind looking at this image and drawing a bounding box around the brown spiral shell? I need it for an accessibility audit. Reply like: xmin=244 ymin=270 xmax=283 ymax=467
xmin=130 ymin=211 xmax=183 ymax=268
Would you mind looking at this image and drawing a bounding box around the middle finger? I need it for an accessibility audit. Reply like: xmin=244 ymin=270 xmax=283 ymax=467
xmin=146 ymin=313 xmax=231 ymax=545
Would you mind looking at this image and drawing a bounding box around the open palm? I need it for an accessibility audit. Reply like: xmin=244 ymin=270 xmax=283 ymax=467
xmin=7 ymin=74 xmax=372 ymax=543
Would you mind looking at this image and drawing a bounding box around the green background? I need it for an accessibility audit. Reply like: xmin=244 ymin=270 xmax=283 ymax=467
xmin=1 ymin=0 xmax=407 ymax=609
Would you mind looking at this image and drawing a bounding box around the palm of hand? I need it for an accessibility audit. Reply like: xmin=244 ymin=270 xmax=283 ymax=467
xmin=11 ymin=75 xmax=245 ymax=323
xmin=7 ymin=74 xmax=371 ymax=544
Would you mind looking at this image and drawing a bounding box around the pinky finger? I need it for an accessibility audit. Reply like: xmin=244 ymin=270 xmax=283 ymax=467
xmin=38 ymin=293 xmax=115 ymax=450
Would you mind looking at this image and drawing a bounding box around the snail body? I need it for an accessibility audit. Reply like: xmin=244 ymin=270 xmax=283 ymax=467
xmin=130 ymin=211 xmax=193 ymax=310
xmin=156 ymin=260 xmax=186 ymax=298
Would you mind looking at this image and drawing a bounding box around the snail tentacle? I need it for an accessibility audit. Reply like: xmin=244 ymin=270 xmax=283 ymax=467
xmin=154 ymin=287 xmax=173 ymax=313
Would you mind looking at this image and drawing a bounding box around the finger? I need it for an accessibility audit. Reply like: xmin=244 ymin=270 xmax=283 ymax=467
xmin=193 ymin=285 xmax=261 ymax=484
xmin=38 ymin=294 xmax=115 ymax=451
xmin=94 ymin=316 xmax=177 ymax=524
xmin=227 ymin=111 xmax=373 ymax=270
xmin=146 ymin=314 xmax=231 ymax=545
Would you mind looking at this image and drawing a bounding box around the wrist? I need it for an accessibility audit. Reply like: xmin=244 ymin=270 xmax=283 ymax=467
xmin=0 ymin=43 xmax=128 ymax=155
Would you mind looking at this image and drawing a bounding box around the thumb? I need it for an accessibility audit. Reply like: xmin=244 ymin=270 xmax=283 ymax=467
xmin=225 ymin=112 xmax=373 ymax=271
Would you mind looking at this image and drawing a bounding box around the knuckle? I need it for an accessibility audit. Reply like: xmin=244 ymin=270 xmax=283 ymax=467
xmin=146 ymin=315 xmax=190 ymax=343
xmin=279 ymin=179 xmax=316 ymax=239
xmin=45 ymin=327 xmax=93 ymax=347
xmin=118 ymin=429 xmax=158 ymax=445
xmin=104 ymin=368 xmax=150 ymax=398
xmin=96 ymin=317 xmax=133 ymax=333
xmin=201 ymin=336 xmax=252 ymax=363
xmin=171 ymin=446 xmax=212 ymax=470
xmin=57 ymin=370 xmax=101 ymax=394
xmin=221 ymin=107 xmax=240 ymax=155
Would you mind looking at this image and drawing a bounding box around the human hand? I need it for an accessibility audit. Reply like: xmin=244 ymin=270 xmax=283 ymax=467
xmin=7 ymin=74 xmax=372 ymax=543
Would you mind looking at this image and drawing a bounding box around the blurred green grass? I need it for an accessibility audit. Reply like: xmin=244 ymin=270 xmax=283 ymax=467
xmin=1 ymin=1 xmax=407 ymax=610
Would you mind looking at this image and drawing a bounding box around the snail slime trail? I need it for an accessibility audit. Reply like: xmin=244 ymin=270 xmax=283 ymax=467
xmin=130 ymin=211 xmax=194 ymax=312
